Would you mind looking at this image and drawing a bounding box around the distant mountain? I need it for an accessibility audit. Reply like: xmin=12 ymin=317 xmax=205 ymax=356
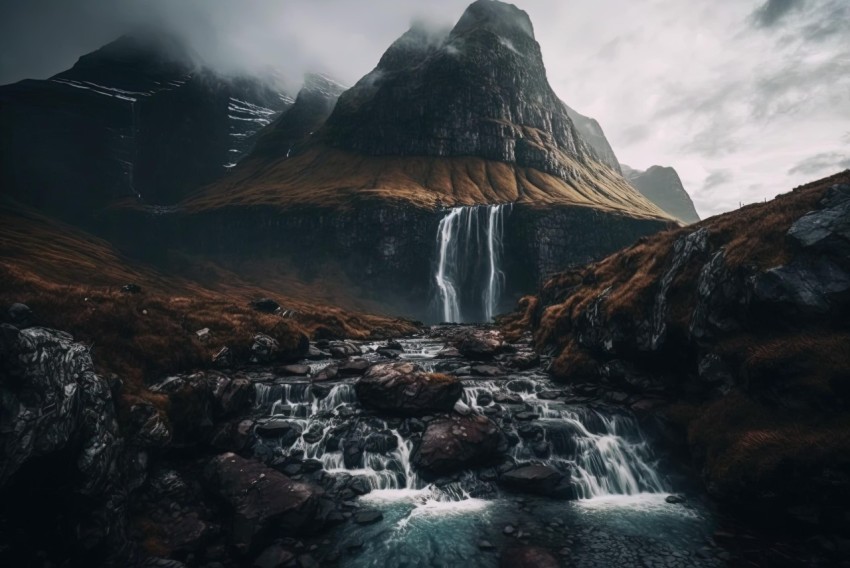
xmin=563 ymin=104 xmax=622 ymax=173
xmin=190 ymin=0 xmax=666 ymax=218
xmin=623 ymin=164 xmax=700 ymax=224
xmin=0 ymin=31 xmax=293 ymax=221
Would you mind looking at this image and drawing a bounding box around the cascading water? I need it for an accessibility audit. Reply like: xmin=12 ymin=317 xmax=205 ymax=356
xmin=434 ymin=204 xmax=513 ymax=323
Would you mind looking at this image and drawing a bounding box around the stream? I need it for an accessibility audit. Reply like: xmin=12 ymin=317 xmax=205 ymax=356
xmin=249 ymin=329 xmax=725 ymax=567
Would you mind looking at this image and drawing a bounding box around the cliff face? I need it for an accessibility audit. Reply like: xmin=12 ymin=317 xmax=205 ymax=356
xmin=563 ymin=103 xmax=622 ymax=173
xmin=0 ymin=33 xmax=292 ymax=222
xmin=506 ymin=171 xmax=850 ymax=533
xmin=624 ymin=164 xmax=701 ymax=224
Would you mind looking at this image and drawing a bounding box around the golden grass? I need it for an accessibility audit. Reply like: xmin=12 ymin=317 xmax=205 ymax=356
xmin=176 ymin=144 xmax=672 ymax=220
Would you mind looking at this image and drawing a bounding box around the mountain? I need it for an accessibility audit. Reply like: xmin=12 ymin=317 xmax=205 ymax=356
xmin=623 ymin=164 xmax=700 ymax=224
xmin=189 ymin=0 xmax=664 ymax=216
xmin=0 ymin=32 xmax=293 ymax=222
xmin=563 ymin=103 xmax=622 ymax=173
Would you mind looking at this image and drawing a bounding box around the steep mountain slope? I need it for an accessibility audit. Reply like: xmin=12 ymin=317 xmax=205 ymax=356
xmin=563 ymin=103 xmax=622 ymax=173
xmin=623 ymin=164 xmax=701 ymax=224
xmin=0 ymin=32 xmax=293 ymax=222
xmin=504 ymin=170 xmax=850 ymax=539
xmin=187 ymin=0 xmax=666 ymax=218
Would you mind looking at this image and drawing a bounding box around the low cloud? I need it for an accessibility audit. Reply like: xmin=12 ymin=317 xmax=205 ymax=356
xmin=751 ymin=0 xmax=805 ymax=28
xmin=788 ymin=152 xmax=850 ymax=176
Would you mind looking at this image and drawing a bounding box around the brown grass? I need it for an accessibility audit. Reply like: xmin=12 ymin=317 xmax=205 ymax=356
xmin=174 ymin=144 xmax=671 ymax=220
xmin=0 ymin=202 xmax=418 ymax=402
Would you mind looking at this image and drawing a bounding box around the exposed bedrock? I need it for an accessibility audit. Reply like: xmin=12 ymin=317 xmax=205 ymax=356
xmin=107 ymin=202 xmax=668 ymax=322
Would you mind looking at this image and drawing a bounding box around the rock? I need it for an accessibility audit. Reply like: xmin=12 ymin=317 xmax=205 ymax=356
xmin=505 ymin=351 xmax=540 ymax=370
xmin=413 ymin=414 xmax=506 ymax=475
xmin=213 ymin=346 xmax=233 ymax=368
xmin=788 ymin=183 xmax=850 ymax=261
xmin=150 ymin=374 xmax=216 ymax=446
xmin=250 ymin=298 xmax=281 ymax=313
xmin=328 ymin=341 xmax=361 ymax=359
xmin=127 ymin=401 xmax=172 ymax=448
xmin=476 ymin=392 xmax=493 ymax=406
xmin=666 ymin=494 xmax=686 ymax=504
xmin=255 ymin=420 xmax=303 ymax=446
xmin=499 ymin=546 xmax=559 ymax=568
xmin=516 ymin=423 xmax=543 ymax=440
xmin=471 ymin=364 xmax=503 ymax=377
xmin=337 ymin=358 xmax=371 ymax=376
xmin=503 ymin=525 xmax=516 ymax=535
xmin=453 ymin=399 xmax=472 ymax=416
xmin=478 ymin=539 xmax=496 ymax=550
xmin=435 ymin=347 xmax=462 ymax=359
xmin=343 ymin=439 xmax=363 ymax=468
xmin=211 ymin=419 xmax=255 ymax=452
xmin=385 ymin=339 xmax=404 ymax=351
xmin=278 ymin=364 xmax=311 ymax=376
xmin=752 ymin=257 xmax=850 ymax=316
xmin=195 ymin=328 xmax=211 ymax=342
xmin=453 ymin=329 xmax=507 ymax=360
xmin=353 ymin=510 xmax=383 ymax=524
xmin=355 ymin=362 xmax=462 ymax=415
xmin=305 ymin=345 xmax=329 ymax=360
xmin=214 ymin=376 xmax=254 ymax=416
xmin=253 ymin=544 xmax=296 ymax=568
xmin=493 ymin=392 xmax=523 ymax=404
xmin=7 ymin=302 xmax=33 ymax=327
xmin=363 ymin=430 xmax=399 ymax=453
xmin=121 ymin=283 xmax=142 ymax=294
xmin=313 ymin=365 xmax=339 ymax=382
xmin=251 ymin=334 xmax=280 ymax=364
xmin=500 ymin=465 xmax=573 ymax=498
xmin=203 ymin=453 xmax=322 ymax=551
xmin=376 ymin=348 xmax=403 ymax=359
xmin=514 ymin=411 xmax=539 ymax=421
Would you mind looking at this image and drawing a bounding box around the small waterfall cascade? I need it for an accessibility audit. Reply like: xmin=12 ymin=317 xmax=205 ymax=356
xmin=252 ymin=335 xmax=669 ymax=505
xmin=434 ymin=204 xmax=513 ymax=323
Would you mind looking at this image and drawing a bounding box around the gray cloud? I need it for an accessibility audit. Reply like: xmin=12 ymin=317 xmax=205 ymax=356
xmin=752 ymin=0 xmax=805 ymax=28
xmin=703 ymin=170 xmax=733 ymax=190
xmin=788 ymin=152 xmax=850 ymax=176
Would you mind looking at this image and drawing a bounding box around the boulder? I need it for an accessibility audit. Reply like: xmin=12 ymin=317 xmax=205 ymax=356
xmin=500 ymin=464 xmax=574 ymax=498
xmin=203 ymin=453 xmax=322 ymax=551
xmin=752 ymin=257 xmax=850 ymax=316
xmin=505 ymin=351 xmax=541 ymax=370
xmin=255 ymin=420 xmax=303 ymax=446
xmin=452 ymin=329 xmax=507 ymax=360
xmin=471 ymin=364 xmax=503 ymax=377
xmin=788 ymin=183 xmax=850 ymax=262
xmin=338 ymin=358 xmax=371 ymax=376
xmin=278 ymin=364 xmax=311 ymax=376
xmin=355 ymin=362 xmax=462 ymax=415
xmin=435 ymin=347 xmax=462 ymax=359
xmin=250 ymin=298 xmax=281 ymax=313
xmin=127 ymin=401 xmax=172 ymax=448
xmin=211 ymin=419 xmax=255 ymax=452
xmin=413 ymin=414 xmax=506 ymax=475
xmin=250 ymin=334 xmax=280 ymax=364
xmin=328 ymin=341 xmax=361 ymax=359
xmin=195 ymin=328 xmax=211 ymax=342
xmin=499 ymin=547 xmax=559 ymax=568
xmin=6 ymin=302 xmax=34 ymax=327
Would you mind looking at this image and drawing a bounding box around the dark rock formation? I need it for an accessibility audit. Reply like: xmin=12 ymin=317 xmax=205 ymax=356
xmin=355 ymin=362 xmax=462 ymax=415
xmin=564 ymin=103 xmax=622 ymax=172
xmin=452 ymin=328 xmax=508 ymax=360
xmin=413 ymin=414 xmax=506 ymax=475
xmin=623 ymin=165 xmax=700 ymax=224
xmin=203 ymin=453 xmax=323 ymax=551
xmin=0 ymin=31 xmax=292 ymax=222
xmin=499 ymin=464 xmax=574 ymax=498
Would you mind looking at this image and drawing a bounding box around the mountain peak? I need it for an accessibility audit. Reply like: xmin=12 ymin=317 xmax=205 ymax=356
xmin=453 ymin=0 xmax=535 ymax=41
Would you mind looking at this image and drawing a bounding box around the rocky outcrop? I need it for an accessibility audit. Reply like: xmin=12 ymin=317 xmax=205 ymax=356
xmin=623 ymin=165 xmax=700 ymax=224
xmin=202 ymin=453 xmax=324 ymax=551
xmin=499 ymin=464 xmax=574 ymax=498
xmin=355 ymin=362 xmax=462 ymax=415
xmin=518 ymin=173 xmax=850 ymax=535
xmin=564 ymin=104 xmax=622 ymax=173
xmin=413 ymin=414 xmax=506 ymax=475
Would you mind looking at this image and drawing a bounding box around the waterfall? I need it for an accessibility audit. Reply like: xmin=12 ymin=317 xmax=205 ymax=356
xmin=434 ymin=204 xmax=513 ymax=323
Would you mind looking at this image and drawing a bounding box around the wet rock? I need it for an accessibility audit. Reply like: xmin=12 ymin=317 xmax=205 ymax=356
xmin=363 ymin=430 xmax=399 ymax=453
xmin=305 ymin=345 xmax=330 ymax=360
xmin=788 ymin=183 xmax=850 ymax=261
xmin=203 ymin=453 xmax=322 ymax=551
xmin=752 ymin=257 xmax=850 ymax=316
xmin=353 ymin=510 xmax=383 ymax=524
xmin=253 ymin=544 xmax=296 ymax=568
xmin=505 ymin=351 xmax=541 ymax=370
xmin=413 ymin=414 xmax=506 ymax=475
xmin=516 ymin=423 xmax=544 ymax=440
xmin=477 ymin=392 xmax=493 ymax=406
xmin=278 ymin=364 xmax=311 ymax=376
xmin=356 ymin=362 xmax=462 ymax=415
xmin=195 ymin=327 xmax=211 ymax=342
xmin=250 ymin=298 xmax=281 ymax=313
xmin=500 ymin=465 xmax=573 ymax=498
xmin=329 ymin=341 xmax=361 ymax=359
xmin=251 ymin=334 xmax=280 ymax=364
xmin=214 ymin=376 xmax=254 ymax=416
xmin=128 ymin=401 xmax=172 ymax=448
xmin=313 ymin=365 xmax=339 ymax=382
xmin=255 ymin=419 xmax=303 ymax=446
xmin=121 ymin=283 xmax=142 ymax=294
xmin=514 ymin=411 xmax=539 ymax=421
xmin=211 ymin=419 xmax=255 ymax=452
xmin=213 ymin=346 xmax=233 ymax=368
xmin=499 ymin=546 xmax=559 ymax=568
xmin=453 ymin=329 xmax=507 ymax=360
xmin=385 ymin=339 xmax=405 ymax=351
xmin=666 ymin=494 xmax=686 ymax=504
xmin=503 ymin=525 xmax=516 ymax=535
xmin=376 ymin=348 xmax=403 ymax=359
xmin=435 ymin=347 xmax=462 ymax=359
xmin=302 ymin=424 xmax=326 ymax=444
xmin=338 ymin=358 xmax=371 ymax=376
xmin=478 ymin=539 xmax=496 ymax=550
xmin=493 ymin=392 xmax=523 ymax=404
xmin=7 ymin=302 xmax=34 ymax=327
xmin=471 ymin=364 xmax=503 ymax=377
xmin=343 ymin=440 xmax=363 ymax=468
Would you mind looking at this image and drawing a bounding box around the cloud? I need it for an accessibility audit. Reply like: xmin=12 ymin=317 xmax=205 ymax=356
xmin=751 ymin=0 xmax=805 ymax=28
xmin=703 ymin=170 xmax=733 ymax=190
xmin=788 ymin=152 xmax=850 ymax=176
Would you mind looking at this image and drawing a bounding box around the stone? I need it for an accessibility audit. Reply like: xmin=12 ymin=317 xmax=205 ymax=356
xmin=493 ymin=392 xmax=523 ymax=404
xmin=250 ymin=334 xmax=280 ymax=364
xmin=435 ymin=347 xmax=462 ymax=359
xmin=413 ymin=414 xmax=506 ymax=475
xmin=121 ymin=283 xmax=142 ymax=294
xmin=337 ymin=358 xmax=371 ymax=376
xmin=453 ymin=329 xmax=507 ymax=360
xmin=505 ymin=351 xmax=540 ymax=370
xmin=195 ymin=328 xmax=211 ymax=342
xmin=788 ymin=184 xmax=850 ymax=260
xmin=356 ymin=362 xmax=462 ymax=415
xmin=453 ymin=399 xmax=472 ymax=415
xmin=499 ymin=546 xmax=559 ymax=568
xmin=476 ymin=392 xmax=493 ymax=406
xmin=665 ymin=494 xmax=686 ymax=504
xmin=255 ymin=420 xmax=303 ymax=446
xmin=211 ymin=419 xmax=255 ymax=452
xmin=353 ymin=510 xmax=383 ymax=524
xmin=213 ymin=346 xmax=233 ymax=368
xmin=128 ymin=401 xmax=172 ymax=448
xmin=471 ymin=364 xmax=503 ymax=377
xmin=500 ymin=465 xmax=573 ymax=498
xmin=253 ymin=544 xmax=296 ymax=568
xmin=7 ymin=302 xmax=33 ymax=327
xmin=250 ymin=298 xmax=281 ymax=313
xmin=752 ymin=257 xmax=850 ymax=316
xmin=478 ymin=540 xmax=496 ymax=550
xmin=328 ymin=341 xmax=361 ymax=359
xmin=278 ymin=364 xmax=311 ymax=376
xmin=203 ymin=453 xmax=321 ymax=551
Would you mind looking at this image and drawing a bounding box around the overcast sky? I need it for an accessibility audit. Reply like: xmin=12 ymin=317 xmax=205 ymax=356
xmin=1 ymin=0 xmax=847 ymax=218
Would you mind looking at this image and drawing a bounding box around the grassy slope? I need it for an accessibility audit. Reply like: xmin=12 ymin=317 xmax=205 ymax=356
xmin=504 ymin=171 xmax=850 ymax=506
xmin=0 ymin=201 xmax=418 ymax=395
xmin=176 ymin=143 xmax=672 ymax=220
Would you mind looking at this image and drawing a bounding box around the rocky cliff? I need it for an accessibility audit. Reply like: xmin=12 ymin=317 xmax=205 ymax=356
xmin=505 ymin=171 xmax=850 ymax=541
xmin=623 ymin=164 xmax=701 ymax=224
xmin=563 ymin=103 xmax=622 ymax=173
xmin=0 ymin=32 xmax=293 ymax=222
